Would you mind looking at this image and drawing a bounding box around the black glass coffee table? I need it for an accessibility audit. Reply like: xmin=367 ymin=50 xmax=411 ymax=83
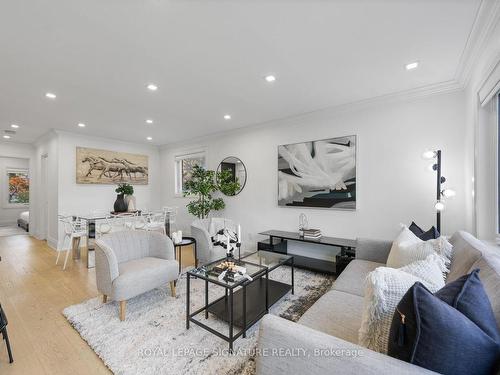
xmin=186 ymin=251 xmax=294 ymax=351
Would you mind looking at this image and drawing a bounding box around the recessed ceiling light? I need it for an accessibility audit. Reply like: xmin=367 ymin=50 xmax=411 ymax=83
xmin=45 ymin=92 xmax=57 ymax=99
xmin=146 ymin=119 xmax=153 ymax=124
xmin=147 ymin=83 xmax=158 ymax=91
xmin=3 ymin=135 xmax=11 ymax=139
xmin=146 ymin=136 xmax=153 ymax=141
xmin=264 ymin=75 xmax=276 ymax=82
xmin=78 ymin=123 xmax=86 ymax=128
xmin=223 ymin=114 xmax=231 ymax=120
xmin=405 ymin=62 xmax=419 ymax=70
xmin=10 ymin=124 xmax=19 ymax=129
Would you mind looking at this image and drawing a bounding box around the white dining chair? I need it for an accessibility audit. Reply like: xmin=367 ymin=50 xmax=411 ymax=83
xmin=163 ymin=206 xmax=178 ymax=223
xmin=95 ymin=215 xmax=113 ymax=239
xmin=57 ymin=216 xmax=88 ymax=270
xmin=144 ymin=211 xmax=167 ymax=234
xmin=132 ymin=214 xmax=148 ymax=230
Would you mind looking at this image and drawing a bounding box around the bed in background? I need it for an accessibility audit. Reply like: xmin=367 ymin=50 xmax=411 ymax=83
xmin=17 ymin=211 xmax=29 ymax=232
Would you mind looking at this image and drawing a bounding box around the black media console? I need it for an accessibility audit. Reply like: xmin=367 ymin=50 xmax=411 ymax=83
xmin=258 ymin=230 xmax=356 ymax=275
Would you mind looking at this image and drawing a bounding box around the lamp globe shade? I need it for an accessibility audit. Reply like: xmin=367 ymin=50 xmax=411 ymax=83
xmin=422 ymin=150 xmax=436 ymax=159
xmin=442 ymin=188 xmax=456 ymax=198
xmin=435 ymin=201 xmax=445 ymax=211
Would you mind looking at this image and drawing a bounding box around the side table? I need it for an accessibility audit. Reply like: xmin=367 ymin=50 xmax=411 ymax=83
xmin=174 ymin=237 xmax=197 ymax=275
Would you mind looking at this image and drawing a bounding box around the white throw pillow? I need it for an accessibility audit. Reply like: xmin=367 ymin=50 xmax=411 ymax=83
xmin=387 ymin=237 xmax=453 ymax=272
xmin=358 ymin=254 xmax=446 ymax=354
xmin=386 ymin=225 xmax=422 ymax=267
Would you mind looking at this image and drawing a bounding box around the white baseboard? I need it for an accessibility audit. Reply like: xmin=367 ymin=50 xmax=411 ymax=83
xmin=47 ymin=236 xmax=59 ymax=250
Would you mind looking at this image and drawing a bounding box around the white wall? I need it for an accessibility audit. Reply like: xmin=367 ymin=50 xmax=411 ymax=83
xmin=0 ymin=157 xmax=29 ymax=225
xmin=465 ymin=17 xmax=500 ymax=240
xmin=0 ymin=141 xmax=35 ymax=229
xmin=56 ymin=131 xmax=161 ymax=247
xmin=33 ymin=132 xmax=59 ymax=247
xmin=161 ymin=90 xmax=468 ymax=249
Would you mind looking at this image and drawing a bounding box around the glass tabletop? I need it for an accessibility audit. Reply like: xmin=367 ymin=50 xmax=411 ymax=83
xmin=188 ymin=258 xmax=267 ymax=288
xmin=77 ymin=212 xmax=151 ymax=220
xmin=242 ymin=250 xmax=293 ymax=271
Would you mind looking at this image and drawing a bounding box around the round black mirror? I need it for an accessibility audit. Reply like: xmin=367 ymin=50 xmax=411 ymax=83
xmin=217 ymin=157 xmax=247 ymax=196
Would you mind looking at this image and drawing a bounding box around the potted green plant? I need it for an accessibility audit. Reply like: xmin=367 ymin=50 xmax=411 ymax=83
xmin=184 ymin=165 xmax=239 ymax=219
xmin=114 ymin=183 xmax=134 ymax=212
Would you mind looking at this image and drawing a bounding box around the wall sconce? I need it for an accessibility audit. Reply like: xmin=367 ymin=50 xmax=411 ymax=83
xmin=422 ymin=150 xmax=455 ymax=232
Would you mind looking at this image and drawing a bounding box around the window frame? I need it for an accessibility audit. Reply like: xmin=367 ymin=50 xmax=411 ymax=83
xmin=174 ymin=151 xmax=206 ymax=197
xmin=497 ymin=93 xmax=500 ymax=236
xmin=4 ymin=167 xmax=30 ymax=208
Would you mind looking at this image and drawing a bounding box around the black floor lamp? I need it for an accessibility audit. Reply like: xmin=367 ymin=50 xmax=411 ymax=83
xmin=422 ymin=149 xmax=456 ymax=233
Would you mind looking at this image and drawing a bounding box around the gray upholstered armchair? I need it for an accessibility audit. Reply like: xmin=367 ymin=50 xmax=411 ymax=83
xmin=95 ymin=230 xmax=178 ymax=321
xmin=191 ymin=218 xmax=236 ymax=264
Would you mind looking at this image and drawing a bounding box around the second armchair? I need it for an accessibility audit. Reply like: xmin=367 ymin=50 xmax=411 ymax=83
xmin=95 ymin=230 xmax=179 ymax=321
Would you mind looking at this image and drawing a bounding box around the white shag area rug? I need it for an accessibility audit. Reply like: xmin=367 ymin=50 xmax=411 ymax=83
xmin=63 ymin=266 xmax=333 ymax=375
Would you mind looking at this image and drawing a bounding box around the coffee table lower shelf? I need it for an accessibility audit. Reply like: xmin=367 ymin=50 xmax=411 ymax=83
xmin=207 ymin=278 xmax=291 ymax=327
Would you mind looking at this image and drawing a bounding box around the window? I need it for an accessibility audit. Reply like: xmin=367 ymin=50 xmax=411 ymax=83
xmin=7 ymin=169 xmax=29 ymax=205
xmin=174 ymin=152 xmax=206 ymax=195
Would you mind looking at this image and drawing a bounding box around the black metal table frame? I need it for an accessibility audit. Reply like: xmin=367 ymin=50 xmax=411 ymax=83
xmin=186 ymin=255 xmax=294 ymax=352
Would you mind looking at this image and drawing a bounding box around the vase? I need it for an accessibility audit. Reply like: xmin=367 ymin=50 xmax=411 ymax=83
xmin=125 ymin=195 xmax=136 ymax=212
xmin=114 ymin=193 xmax=128 ymax=213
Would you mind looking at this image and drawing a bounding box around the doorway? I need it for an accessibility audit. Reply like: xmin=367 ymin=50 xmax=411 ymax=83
xmin=0 ymin=156 xmax=30 ymax=237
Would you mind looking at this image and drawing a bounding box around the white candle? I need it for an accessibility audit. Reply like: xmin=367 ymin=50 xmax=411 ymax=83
xmin=227 ymin=234 xmax=230 ymax=251
xmin=237 ymin=225 xmax=241 ymax=243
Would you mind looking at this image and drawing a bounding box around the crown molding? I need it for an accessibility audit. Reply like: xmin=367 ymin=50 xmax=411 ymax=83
xmin=455 ymin=0 xmax=500 ymax=87
xmin=53 ymin=129 xmax=161 ymax=150
xmin=161 ymin=79 xmax=463 ymax=148
xmin=33 ymin=129 xmax=58 ymax=147
xmin=162 ymin=1 xmax=498 ymax=148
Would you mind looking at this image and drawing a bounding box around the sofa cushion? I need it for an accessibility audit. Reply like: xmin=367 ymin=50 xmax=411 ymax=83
xmin=387 ymin=277 xmax=500 ymax=375
xmin=333 ymin=259 xmax=383 ymax=297
xmin=387 ymin=236 xmax=452 ymax=269
xmin=113 ymin=257 xmax=178 ymax=300
xmin=447 ymin=231 xmax=484 ymax=282
xmin=355 ymin=238 xmax=393 ymax=264
xmin=408 ymin=221 xmax=440 ymax=240
xmin=298 ymin=290 xmax=363 ymax=344
xmin=359 ymin=255 xmax=446 ymax=354
xmin=468 ymin=246 xmax=500 ymax=327
xmin=387 ymin=226 xmax=423 ymax=267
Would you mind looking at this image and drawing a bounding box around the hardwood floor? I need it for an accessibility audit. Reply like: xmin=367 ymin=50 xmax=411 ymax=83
xmin=0 ymin=234 xmax=195 ymax=374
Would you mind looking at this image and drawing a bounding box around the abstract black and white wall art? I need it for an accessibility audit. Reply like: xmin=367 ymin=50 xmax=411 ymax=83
xmin=278 ymin=136 xmax=356 ymax=209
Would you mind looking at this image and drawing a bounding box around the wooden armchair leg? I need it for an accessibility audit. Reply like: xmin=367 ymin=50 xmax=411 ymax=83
xmin=170 ymin=281 xmax=176 ymax=297
xmin=119 ymin=301 xmax=126 ymax=321
xmin=102 ymin=295 xmax=108 ymax=303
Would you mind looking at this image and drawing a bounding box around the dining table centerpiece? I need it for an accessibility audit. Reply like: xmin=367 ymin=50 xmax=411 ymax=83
xmin=114 ymin=183 xmax=134 ymax=212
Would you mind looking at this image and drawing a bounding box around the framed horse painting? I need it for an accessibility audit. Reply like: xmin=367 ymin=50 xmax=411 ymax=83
xmin=76 ymin=147 xmax=149 ymax=185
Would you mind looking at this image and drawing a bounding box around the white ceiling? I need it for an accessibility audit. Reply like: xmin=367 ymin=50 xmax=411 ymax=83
xmin=0 ymin=0 xmax=484 ymax=145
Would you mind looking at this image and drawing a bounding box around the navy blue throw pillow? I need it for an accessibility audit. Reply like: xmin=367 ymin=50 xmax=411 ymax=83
xmin=408 ymin=221 xmax=440 ymax=240
xmin=388 ymin=270 xmax=500 ymax=375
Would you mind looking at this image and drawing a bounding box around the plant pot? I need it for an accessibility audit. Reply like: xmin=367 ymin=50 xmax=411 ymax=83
xmin=125 ymin=195 xmax=136 ymax=212
xmin=114 ymin=193 xmax=128 ymax=213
